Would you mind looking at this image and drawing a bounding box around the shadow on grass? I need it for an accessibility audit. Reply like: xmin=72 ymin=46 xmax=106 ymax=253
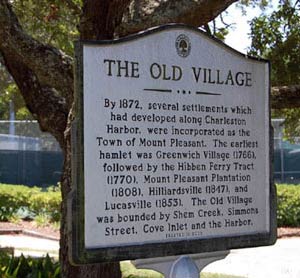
xmin=121 ymin=261 xmax=245 ymax=278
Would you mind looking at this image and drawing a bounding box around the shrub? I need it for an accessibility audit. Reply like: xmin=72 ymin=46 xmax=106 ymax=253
xmin=29 ymin=191 xmax=61 ymax=222
xmin=0 ymin=183 xmax=61 ymax=222
xmin=0 ymin=184 xmax=34 ymax=221
xmin=276 ymin=184 xmax=300 ymax=227
xmin=1 ymin=183 xmax=300 ymax=227
xmin=0 ymin=251 xmax=60 ymax=278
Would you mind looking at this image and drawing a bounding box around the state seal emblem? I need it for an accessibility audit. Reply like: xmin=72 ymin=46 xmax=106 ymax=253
xmin=175 ymin=34 xmax=191 ymax=57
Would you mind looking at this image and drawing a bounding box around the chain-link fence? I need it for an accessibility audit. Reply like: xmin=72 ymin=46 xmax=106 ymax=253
xmin=273 ymin=119 xmax=300 ymax=184
xmin=0 ymin=120 xmax=63 ymax=187
xmin=1 ymin=119 xmax=299 ymax=186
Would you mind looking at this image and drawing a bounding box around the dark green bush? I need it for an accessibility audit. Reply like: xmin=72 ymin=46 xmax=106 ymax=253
xmin=1 ymin=183 xmax=300 ymax=227
xmin=277 ymin=184 xmax=300 ymax=227
xmin=0 ymin=183 xmax=61 ymax=222
xmin=29 ymin=191 xmax=61 ymax=222
xmin=0 ymin=251 xmax=60 ymax=278
xmin=0 ymin=184 xmax=36 ymax=221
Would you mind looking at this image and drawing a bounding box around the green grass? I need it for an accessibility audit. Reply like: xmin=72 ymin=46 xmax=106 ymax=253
xmin=121 ymin=261 xmax=245 ymax=278
xmin=121 ymin=261 xmax=163 ymax=278
xmin=201 ymin=274 xmax=244 ymax=278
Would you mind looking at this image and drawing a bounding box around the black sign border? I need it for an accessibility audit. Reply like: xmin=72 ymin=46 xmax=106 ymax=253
xmin=69 ymin=24 xmax=276 ymax=265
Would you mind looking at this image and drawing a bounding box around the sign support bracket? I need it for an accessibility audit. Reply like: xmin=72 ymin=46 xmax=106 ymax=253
xmin=133 ymin=251 xmax=229 ymax=278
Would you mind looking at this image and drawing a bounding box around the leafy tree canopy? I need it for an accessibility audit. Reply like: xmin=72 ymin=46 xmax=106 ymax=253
xmin=12 ymin=0 xmax=80 ymax=56
xmin=249 ymin=0 xmax=300 ymax=86
xmin=209 ymin=0 xmax=270 ymax=43
xmin=249 ymin=0 xmax=300 ymax=138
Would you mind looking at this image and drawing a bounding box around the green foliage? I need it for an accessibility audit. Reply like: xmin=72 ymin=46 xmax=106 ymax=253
xmin=0 ymin=184 xmax=61 ymax=222
xmin=12 ymin=0 xmax=81 ymax=56
xmin=275 ymin=108 xmax=300 ymax=140
xmin=249 ymin=1 xmax=300 ymax=86
xmin=0 ymin=254 xmax=241 ymax=278
xmin=1 ymin=182 xmax=300 ymax=229
xmin=201 ymin=274 xmax=244 ymax=278
xmin=121 ymin=261 xmax=163 ymax=278
xmin=0 ymin=66 xmax=32 ymax=120
xmin=235 ymin=0 xmax=269 ymax=17
xmin=0 ymin=248 xmax=12 ymax=267
xmin=213 ymin=26 xmax=230 ymax=41
xmin=209 ymin=0 xmax=270 ymax=44
xmin=0 ymin=252 xmax=60 ymax=278
xmin=29 ymin=191 xmax=61 ymax=223
xmin=120 ymin=261 xmax=244 ymax=278
xmin=249 ymin=1 xmax=300 ymax=137
xmin=0 ymin=184 xmax=33 ymax=221
xmin=238 ymin=0 xmax=269 ymax=9
xmin=277 ymin=184 xmax=300 ymax=227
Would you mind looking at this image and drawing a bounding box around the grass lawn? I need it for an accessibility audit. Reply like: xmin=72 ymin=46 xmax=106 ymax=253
xmin=121 ymin=261 xmax=245 ymax=278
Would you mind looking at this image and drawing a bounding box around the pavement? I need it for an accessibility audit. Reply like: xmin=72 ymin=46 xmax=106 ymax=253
xmin=203 ymin=237 xmax=300 ymax=278
xmin=0 ymin=233 xmax=300 ymax=278
xmin=0 ymin=233 xmax=59 ymax=258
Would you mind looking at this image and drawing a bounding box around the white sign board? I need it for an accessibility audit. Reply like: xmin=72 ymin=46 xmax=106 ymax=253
xmin=71 ymin=25 xmax=275 ymax=264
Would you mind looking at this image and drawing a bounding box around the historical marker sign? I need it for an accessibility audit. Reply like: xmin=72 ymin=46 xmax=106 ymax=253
xmin=70 ymin=25 xmax=276 ymax=264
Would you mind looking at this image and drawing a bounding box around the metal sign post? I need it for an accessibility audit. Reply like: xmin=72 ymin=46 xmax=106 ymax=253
xmin=134 ymin=251 xmax=229 ymax=278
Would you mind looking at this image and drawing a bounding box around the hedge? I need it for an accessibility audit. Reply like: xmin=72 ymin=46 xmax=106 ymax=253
xmin=0 ymin=183 xmax=300 ymax=227
xmin=277 ymin=184 xmax=300 ymax=227
xmin=0 ymin=183 xmax=61 ymax=222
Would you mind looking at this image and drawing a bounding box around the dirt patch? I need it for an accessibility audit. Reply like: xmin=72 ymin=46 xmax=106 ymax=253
xmin=0 ymin=220 xmax=59 ymax=239
xmin=277 ymin=227 xmax=300 ymax=238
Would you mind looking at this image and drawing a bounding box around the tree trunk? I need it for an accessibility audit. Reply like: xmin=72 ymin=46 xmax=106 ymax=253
xmin=59 ymin=1 xmax=135 ymax=277
xmin=7 ymin=0 xmax=300 ymax=277
xmin=271 ymin=85 xmax=300 ymax=109
xmin=59 ymin=106 xmax=121 ymax=277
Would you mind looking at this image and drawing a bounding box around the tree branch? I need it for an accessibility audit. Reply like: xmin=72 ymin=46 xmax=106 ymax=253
xmin=204 ymin=24 xmax=212 ymax=35
xmin=0 ymin=0 xmax=73 ymax=108
xmin=79 ymin=0 xmax=132 ymax=40
xmin=116 ymin=0 xmax=238 ymax=36
xmin=0 ymin=0 xmax=71 ymax=148
xmin=1 ymin=51 xmax=68 ymax=148
xmin=271 ymin=85 xmax=300 ymax=109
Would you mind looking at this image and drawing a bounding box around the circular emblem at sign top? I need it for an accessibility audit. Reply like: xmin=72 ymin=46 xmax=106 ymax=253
xmin=175 ymin=34 xmax=191 ymax=57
